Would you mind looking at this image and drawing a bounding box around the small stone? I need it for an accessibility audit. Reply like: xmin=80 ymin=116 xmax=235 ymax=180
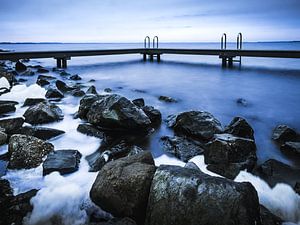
xmin=104 ymin=88 xmax=112 ymax=93
xmin=70 ymin=74 xmax=82 ymax=80
xmin=158 ymin=95 xmax=177 ymax=103
xmin=77 ymin=124 xmax=105 ymax=139
xmin=45 ymin=88 xmax=64 ymax=99
xmin=37 ymin=68 xmax=49 ymax=73
xmin=236 ymin=98 xmax=248 ymax=107
xmin=86 ymin=85 xmax=98 ymax=95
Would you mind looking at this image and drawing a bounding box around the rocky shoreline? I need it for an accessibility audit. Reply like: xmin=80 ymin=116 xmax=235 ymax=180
xmin=0 ymin=59 xmax=300 ymax=225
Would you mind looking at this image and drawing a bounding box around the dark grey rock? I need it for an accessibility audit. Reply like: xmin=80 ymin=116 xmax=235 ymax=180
xmin=0 ymin=131 xmax=7 ymax=145
xmin=71 ymin=89 xmax=85 ymax=97
xmin=184 ymin=161 xmax=201 ymax=171
xmin=90 ymin=151 xmax=156 ymax=225
xmin=92 ymin=217 xmax=137 ymax=225
xmin=173 ymin=111 xmax=223 ymax=141
xmin=8 ymin=134 xmax=54 ymax=169
xmin=158 ymin=95 xmax=177 ymax=103
xmin=253 ymin=159 xmax=300 ymax=188
xmin=132 ymin=98 xmax=145 ymax=108
xmin=23 ymin=102 xmax=64 ymax=125
xmin=77 ymin=123 xmax=105 ymax=139
xmin=0 ymin=71 xmax=17 ymax=85
xmin=260 ymin=205 xmax=283 ymax=225
xmin=294 ymin=182 xmax=300 ymax=195
xmin=15 ymin=61 xmax=27 ymax=73
xmin=224 ymin=117 xmax=254 ymax=140
xmin=70 ymin=74 xmax=82 ymax=80
xmin=59 ymin=71 xmax=71 ymax=76
xmin=11 ymin=126 xmax=65 ymax=140
xmin=272 ymin=125 xmax=298 ymax=143
xmin=45 ymin=88 xmax=64 ymax=99
xmin=56 ymin=80 xmax=76 ymax=92
xmin=36 ymin=78 xmax=50 ymax=86
xmin=145 ymin=165 xmax=261 ymax=225
xmin=0 ymin=100 xmax=18 ymax=115
xmin=104 ymin=88 xmax=112 ymax=93
xmin=37 ymin=68 xmax=49 ymax=73
xmin=86 ymin=85 xmax=98 ymax=95
xmin=142 ymin=106 xmax=161 ymax=125
xmin=43 ymin=150 xmax=81 ymax=175
xmin=204 ymin=134 xmax=257 ymax=179
xmin=165 ymin=114 xmax=177 ymax=128
xmin=161 ymin=136 xmax=204 ymax=162
xmin=23 ymin=98 xmax=46 ymax=107
xmin=78 ymin=94 xmax=104 ymax=119
xmin=236 ymin=98 xmax=248 ymax=107
xmin=280 ymin=142 xmax=300 ymax=155
xmin=86 ymin=94 xmax=151 ymax=132
xmin=0 ymin=117 xmax=24 ymax=134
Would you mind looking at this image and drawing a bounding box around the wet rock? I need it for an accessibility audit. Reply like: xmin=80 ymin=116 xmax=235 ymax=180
xmin=43 ymin=149 xmax=81 ymax=175
xmin=86 ymin=141 xmax=144 ymax=172
xmin=161 ymin=136 xmax=204 ymax=162
xmin=56 ymin=80 xmax=76 ymax=92
xmin=253 ymin=159 xmax=300 ymax=188
xmin=15 ymin=61 xmax=27 ymax=73
xmin=0 ymin=71 xmax=17 ymax=85
xmin=204 ymin=134 xmax=257 ymax=179
xmin=132 ymin=98 xmax=145 ymax=108
xmin=36 ymin=77 xmax=50 ymax=86
xmin=70 ymin=74 xmax=82 ymax=80
xmin=294 ymin=182 xmax=300 ymax=195
xmin=23 ymin=98 xmax=46 ymax=107
xmin=184 ymin=161 xmax=201 ymax=171
xmin=71 ymin=89 xmax=85 ymax=97
xmin=59 ymin=71 xmax=71 ymax=76
xmin=0 ymin=100 xmax=18 ymax=115
xmin=145 ymin=165 xmax=261 ymax=225
xmin=37 ymin=74 xmax=56 ymax=80
xmin=18 ymin=78 xmax=27 ymax=82
xmin=0 ymin=130 xmax=7 ymax=145
xmin=0 ymin=179 xmax=38 ymax=225
xmin=77 ymin=123 xmax=105 ymax=139
xmin=92 ymin=217 xmax=137 ymax=225
xmin=45 ymin=88 xmax=64 ymax=99
xmin=224 ymin=117 xmax=254 ymax=140
xmin=23 ymin=102 xmax=64 ymax=125
xmin=158 ymin=95 xmax=177 ymax=103
xmin=0 ymin=117 xmax=24 ymax=134
xmin=11 ymin=126 xmax=65 ymax=140
xmin=21 ymin=69 xmax=35 ymax=76
xmin=165 ymin=114 xmax=177 ymax=128
xmin=260 ymin=205 xmax=282 ymax=225
xmin=104 ymin=88 xmax=112 ymax=93
xmin=173 ymin=111 xmax=223 ymax=141
xmin=86 ymin=85 xmax=98 ymax=95
xmin=86 ymin=94 xmax=151 ymax=132
xmin=8 ymin=134 xmax=54 ymax=169
xmin=78 ymin=94 xmax=103 ymax=119
xmin=280 ymin=142 xmax=300 ymax=155
xmin=90 ymin=151 xmax=156 ymax=225
xmin=236 ymin=98 xmax=248 ymax=107
xmin=142 ymin=106 xmax=161 ymax=125
xmin=36 ymin=67 xmax=49 ymax=73
xmin=272 ymin=125 xmax=298 ymax=143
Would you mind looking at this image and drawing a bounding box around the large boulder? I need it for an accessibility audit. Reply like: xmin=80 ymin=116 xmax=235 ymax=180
xmin=0 ymin=117 xmax=24 ymax=134
xmin=43 ymin=150 xmax=81 ymax=175
xmin=224 ymin=117 xmax=254 ymax=140
xmin=23 ymin=102 xmax=64 ymax=125
xmin=8 ymin=134 xmax=54 ymax=169
xmin=11 ymin=126 xmax=65 ymax=140
xmin=173 ymin=111 xmax=222 ymax=141
xmin=204 ymin=134 xmax=257 ymax=179
xmin=90 ymin=151 xmax=156 ymax=225
xmin=86 ymin=94 xmax=151 ymax=132
xmin=272 ymin=125 xmax=298 ymax=143
xmin=78 ymin=94 xmax=103 ymax=119
xmin=253 ymin=159 xmax=300 ymax=188
xmin=260 ymin=205 xmax=282 ymax=225
xmin=161 ymin=136 xmax=204 ymax=162
xmin=86 ymin=141 xmax=144 ymax=172
xmin=145 ymin=165 xmax=261 ymax=225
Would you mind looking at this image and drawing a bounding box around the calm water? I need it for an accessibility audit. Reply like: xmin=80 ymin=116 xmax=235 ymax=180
xmin=0 ymin=42 xmax=300 ymax=224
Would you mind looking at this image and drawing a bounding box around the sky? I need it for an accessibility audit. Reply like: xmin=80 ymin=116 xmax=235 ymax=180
xmin=0 ymin=0 xmax=300 ymax=42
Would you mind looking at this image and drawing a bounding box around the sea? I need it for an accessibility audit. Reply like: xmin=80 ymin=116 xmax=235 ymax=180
xmin=0 ymin=42 xmax=300 ymax=225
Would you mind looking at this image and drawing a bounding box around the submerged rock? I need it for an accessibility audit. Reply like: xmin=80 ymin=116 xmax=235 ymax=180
xmin=90 ymin=151 xmax=155 ymax=225
xmin=224 ymin=117 xmax=254 ymax=140
xmin=36 ymin=67 xmax=49 ymax=73
xmin=0 ymin=100 xmax=18 ymax=115
xmin=86 ymin=94 xmax=151 ymax=132
xmin=280 ymin=142 xmax=300 ymax=155
xmin=158 ymin=95 xmax=177 ymax=103
xmin=204 ymin=133 xmax=257 ymax=179
xmin=272 ymin=125 xmax=298 ymax=143
xmin=0 ymin=117 xmax=24 ymax=134
xmin=77 ymin=123 xmax=105 ymax=139
xmin=43 ymin=149 xmax=82 ymax=175
xmin=253 ymin=159 xmax=300 ymax=188
xmin=236 ymin=98 xmax=248 ymax=107
xmin=145 ymin=165 xmax=261 ymax=225
xmin=173 ymin=111 xmax=222 ymax=141
xmin=161 ymin=136 xmax=204 ymax=162
xmin=23 ymin=98 xmax=46 ymax=107
xmin=15 ymin=61 xmax=27 ymax=73
xmin=11 ymin=126 xmax=65 ymax=140
xmin=23 ymin=102 xmax=64 ymax=125
xmin=8 ymin=134 xmax=54 ymax=169
xmin=86 ymin=85 xmax=98 ymax=95
xmin=70 ymin=74 xmax=82 ymax=80
xmin=104 ymin=88 xmax=112 ymax=93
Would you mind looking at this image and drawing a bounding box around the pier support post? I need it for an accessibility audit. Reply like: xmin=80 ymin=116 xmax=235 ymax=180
xmin=143 ymin=54 xmax=147 ymax=61
xmin=157 ymin=54 xmax=161 ymax=62
xmin=150 ymin=54 xmax=154 ymax=62
xmin=62 ymin=59 xmax=67 ymax=68
xmin=56 ymin=59 xmax=62 ymax=68
xmin=222 ymin=58 xmax=227 ymax=67
xmin=228 ymin=57 xmax=233 ymax=67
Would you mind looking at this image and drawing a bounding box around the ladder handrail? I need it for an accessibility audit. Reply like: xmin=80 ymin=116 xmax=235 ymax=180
xmin=144 ymin=36 xmax=150 ymax=48
xmin=237 ymin=33 xmax=242 ymax=50
xmin=153 ymin=36 xmax=159 ymax=48
xmin=221 ymin=33 xmax=227 ymax=50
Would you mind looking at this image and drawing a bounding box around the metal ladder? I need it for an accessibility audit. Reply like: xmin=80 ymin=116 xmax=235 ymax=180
xmin=143 ymin=36 xmax=160 ymax=62
xmin=236 ymin=33 xmax=242 ymax=63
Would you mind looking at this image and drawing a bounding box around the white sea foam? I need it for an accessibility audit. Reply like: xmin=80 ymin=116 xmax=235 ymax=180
xmin=0 ymin=77 xmax=10 ymax=89
xmin=154 ymin=154 xmax=185 ymax=167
